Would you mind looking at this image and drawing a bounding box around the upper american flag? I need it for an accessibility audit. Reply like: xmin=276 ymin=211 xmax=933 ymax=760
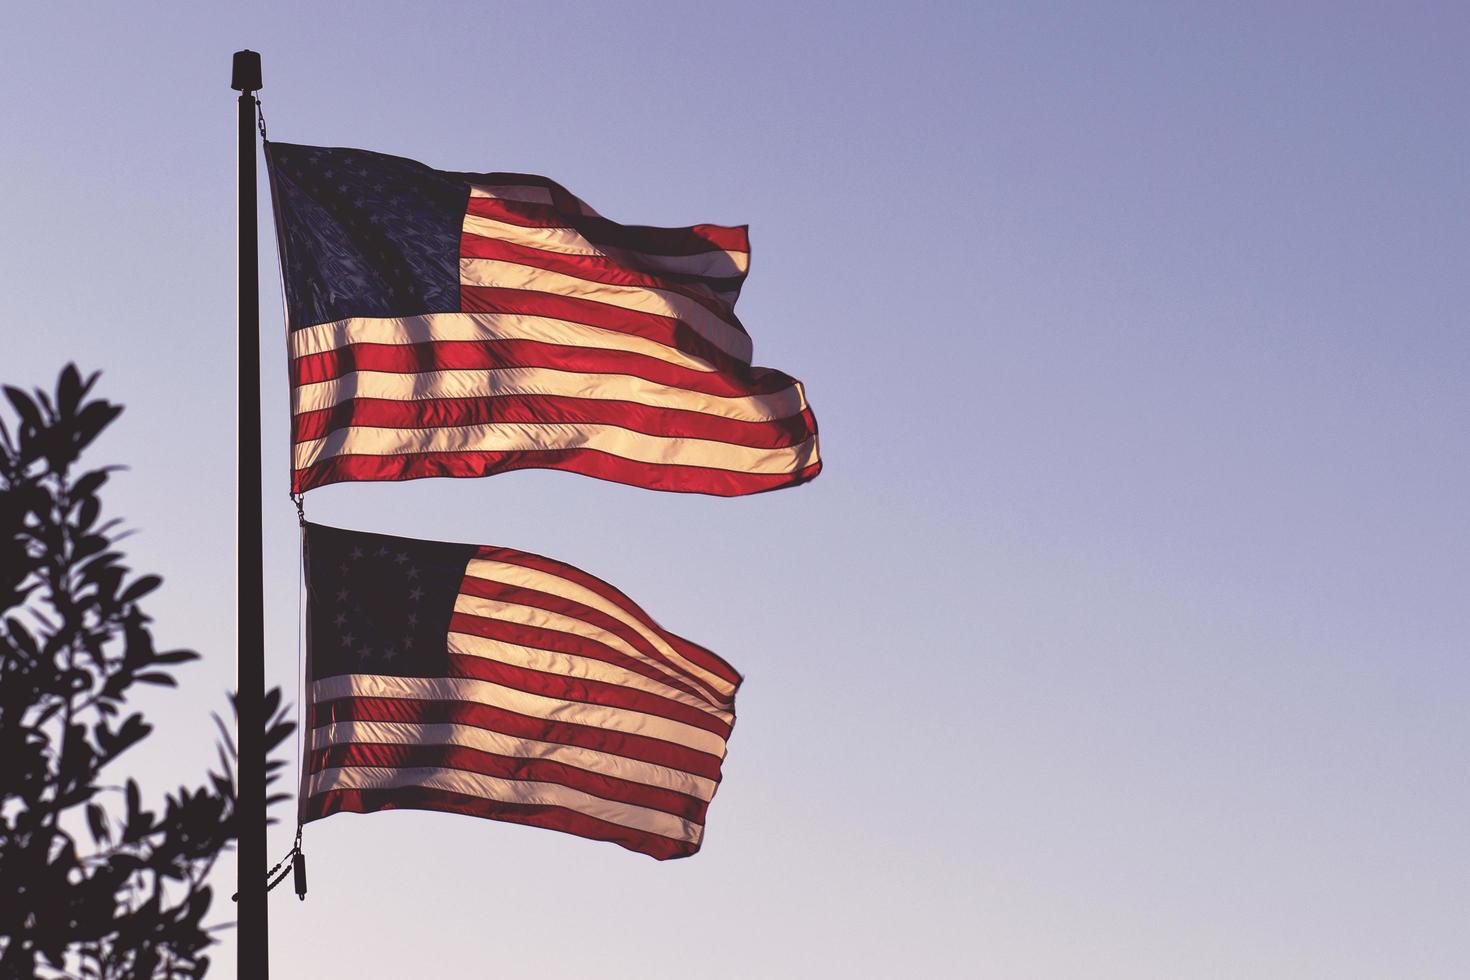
xmin=266 ymin=143 xmax=821 ymax=496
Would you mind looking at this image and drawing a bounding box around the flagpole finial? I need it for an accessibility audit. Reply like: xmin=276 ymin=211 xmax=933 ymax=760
xmin=231 ymin=50 xmax=262 ymax=92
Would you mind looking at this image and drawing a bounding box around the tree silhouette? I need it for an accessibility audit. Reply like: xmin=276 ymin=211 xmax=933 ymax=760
xmin=0 ymin=366 xmax=293 ymax=978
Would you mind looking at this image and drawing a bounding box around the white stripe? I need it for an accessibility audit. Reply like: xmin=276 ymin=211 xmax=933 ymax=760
xmin=462 ymin=558 xmax=737 ymax=704
xmin=293 ymin=418 xmax=818 ymax=475
xmin=447 ymin=630 xmax=734 ymax=726
xmin=624 ymin=250 xmax=747 ymax=284
xmin=462 ymin=213 xmax=749 ymax=279
xmin=310 ymin=674 xmax=728 ymax=757
xmin=291 ymin=366 xmax=808 ymax=424
xmin=463 ymin=212 xmax=606 ymax=257
xmin=467 ymin=184 xmax=554 ymax=206
xmin=308 ymin=719 xmax=717 ymax=800
xmin=468 ymin=183 xmax=600 ymax=217
xmin=288 ymin=313 xmax=723 ymax=373
xmin=460 ymin=257 xmax=752 ymax=365
xmin=307 ymin=765 xmax=701 ymax=842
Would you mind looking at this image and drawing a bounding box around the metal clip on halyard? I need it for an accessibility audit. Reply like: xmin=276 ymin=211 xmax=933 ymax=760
xmin=263 ymin=825 xmax=307 ymax=901
xmin=232 ymin=826 xmax=306 ymax=902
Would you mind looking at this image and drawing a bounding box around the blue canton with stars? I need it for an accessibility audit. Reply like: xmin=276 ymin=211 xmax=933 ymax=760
xmin=265 ymin=142 xmax=469 ymax=331
xmin=305 ymin=523 xmax=477 ymax=681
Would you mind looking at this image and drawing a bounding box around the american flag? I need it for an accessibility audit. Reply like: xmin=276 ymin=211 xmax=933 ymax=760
xmin=267 ymin=143 xmax=821 ymax=496
xmin=301 ymin=523 xmax=740 ymax=860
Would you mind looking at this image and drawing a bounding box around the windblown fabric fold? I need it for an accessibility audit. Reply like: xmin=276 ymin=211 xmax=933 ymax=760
xmin=300 ymin=523 xmax=741 ymax=860
xmin=267 ymin=143 xmax=820 ymax=495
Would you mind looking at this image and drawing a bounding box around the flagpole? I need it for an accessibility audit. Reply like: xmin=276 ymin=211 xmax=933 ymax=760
xmin=232 ymin=48 xmax=269 ymax=980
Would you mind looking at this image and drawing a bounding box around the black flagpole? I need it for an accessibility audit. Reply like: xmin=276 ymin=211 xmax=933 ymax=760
xmin=231 ymin=48 xmax=269 ymax=980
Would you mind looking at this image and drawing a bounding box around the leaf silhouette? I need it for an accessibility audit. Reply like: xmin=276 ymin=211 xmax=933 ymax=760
xmin=0 ymin=366 xmax=295 ymax=977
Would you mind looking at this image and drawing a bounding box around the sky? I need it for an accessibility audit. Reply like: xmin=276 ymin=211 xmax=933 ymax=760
xmin=3 ymin=1 xmax=1468 ymax=977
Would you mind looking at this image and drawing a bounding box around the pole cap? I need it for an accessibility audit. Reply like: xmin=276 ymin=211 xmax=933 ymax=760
xmin=231 ymin=50 xmax=262 ymax=92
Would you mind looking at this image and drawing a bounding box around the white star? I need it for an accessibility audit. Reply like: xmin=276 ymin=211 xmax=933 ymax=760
xmin=350 ymin=546 xmax=364 ymax=559
xmin=407 ymin=566 xmax=420 ymax=579
xmin=394 ymin=552 xmax=408 ymax=564
xmin=382 ymin=646 xmax=399 ymax=661
xmin=340 ymin=632 xmax=355 ymax=648
xmin=332 ymin=612 xmax=347 ymax=627
xmin=376 ymin=546 xmax=389 ymax=558
xmin=407 ymin=612 xmax=418 ymax=626
xmin=402 ymin=635 xmax=414 ymax=649
xmin=408 ymin=587 xmax=424 ymax=602
xmin=336 ymin=588 xmax=349 ymax=602
xmin=358 ymin=644 xmax=372 ymax=659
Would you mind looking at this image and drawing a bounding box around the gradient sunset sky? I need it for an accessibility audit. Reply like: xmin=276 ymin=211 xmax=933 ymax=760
xmin=3 ymin=2 xmax=1467 ymax=977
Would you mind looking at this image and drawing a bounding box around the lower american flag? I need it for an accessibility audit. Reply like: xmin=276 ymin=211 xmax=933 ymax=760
xmin=301 ymin=522 xmax=741 ymax=860
xmin=267 ymin=142 xmax=821 ymax=497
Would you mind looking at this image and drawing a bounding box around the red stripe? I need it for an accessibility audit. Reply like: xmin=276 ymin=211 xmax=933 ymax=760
xmin=460 ymin=286 xmax=750 ymax=374
xmin=444 ymin=652 xmax=731 ymax=738
xmin=292 ymin=393 xmax=816 ymax=452
xmin=303 ymin=785 xmax=697 ymax=860
xmin=291 ymin=338 xmax=795 ymax=399
xmin=292 ymin=447 xmax=822 ymax=496
xmin=454 ymin=576 xmax=730 ymax=701
xmin=468 ymin=174 xmax=597 ymax=219
xmin=469 ymin=548 xmax=744 ymax=689
xmin=448 ymin=610 xmax=714 ymax=705
xmin=466 ymin=195 xmax=749 ymax=255
xmin=308 ymin=696 xmax=725 ymax=780
xmin=310 ymin=742 xmax=709 ymax=823
xmin=461 ymin=235 xmax=742 ymax=325
xmin=467 ymin=223 xmax=747 ymax=299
